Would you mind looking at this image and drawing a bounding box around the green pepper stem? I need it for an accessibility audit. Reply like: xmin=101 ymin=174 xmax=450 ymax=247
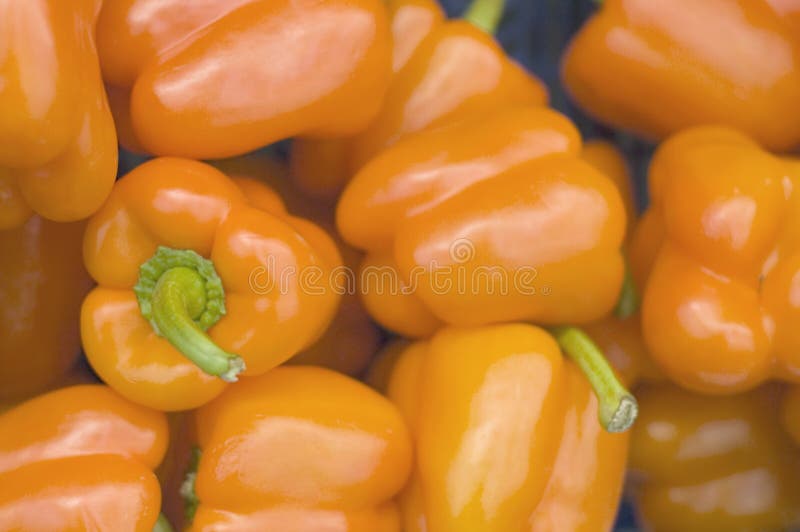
xmin=180 ymin=447 xmax=202 ymax=525
xmin=614 ymin=259 xmax=639 ymax=319
xmin=464 ymin=0 xmax=505 ymax=34
xmin=153 ymin=514 xmax=174 ymax=532
xmin=551 ymin=326 xmax=638 ymax=433
xmin=135 ymin=247 xmax=244 ymax=382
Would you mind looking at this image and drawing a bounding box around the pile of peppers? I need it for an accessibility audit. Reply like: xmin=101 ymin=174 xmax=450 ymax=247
xmin=2 ymin=0 xmax=800 ymax=530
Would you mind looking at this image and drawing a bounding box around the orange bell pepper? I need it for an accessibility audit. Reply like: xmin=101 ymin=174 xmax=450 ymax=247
xmin=630 ymin=126 xmax=800 ymax=394
xmin=0 ymin=0 xmax=117 ymax=229
xmin=289 ymin=0 xmax=547 ymax=199
xmin=371 ymin=324 xmax=631 ymax=532
xmin=213 ymin=154 xmax=383 ymax=377
xmin=290 ymin=0 xmax=446 ymax=200
xmin=562 ymin=0 xmax=800 ymax=151
xmin=0 ymin=216 xmax=92 ymax=400
xmin=96 ymin=0 xmax=391 ymax=158
xmin=337 ymin=107 xmax=625 ymax=335
xmin=630 ymin=383 xmax=800 ymax=531
xmin=81 ymin=158 xmax=341 ymax=411
xmin=180 ymin=366 xmax=412 ymax=531
xmin=0 ymin=384 xmax=171 ymax=531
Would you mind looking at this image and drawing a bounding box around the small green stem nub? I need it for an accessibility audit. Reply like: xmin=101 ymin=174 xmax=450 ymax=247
xmin=180 ymin=447 xmax=202 ymax=525
xmin=135 ymin=247 xmax=245 ymax=382
xmin=614 ymin=259 xmax=639 ymax=319
xmin=464 ymin=0 xmax=506 ymax=34
xmin=551 ymin=326 xmax=638 ymax=433
xmin=153 ymin=514 xmax=174 ymax=532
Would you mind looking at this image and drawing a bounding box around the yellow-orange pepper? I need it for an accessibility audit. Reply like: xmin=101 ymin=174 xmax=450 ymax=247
xmin=630 ymin=383 xmax=800 ymax=531
xmin=372 ymin=324 xmax=631 ymax=532
xmin=0 ymin=217 xmax=92 ymax=400
xmin=337 ymin=107 xmax=625 ymax=335
xmin=562 ymin=0 xmax=800 ymax=151
xmin=182 ymin=366 xmax=412 ymax=531
xmin=81 ymin=158 xmax=341 ymax=410
xmin=96 ymin=0 xmax=391 ymax=158
xmin=0 ymin=385 xmax=170 ymax=531
xmin=0 ymin=0 xmax=117 ymax=229
xmin=290 ymin=0 xmax=446 ymax=200
xmin=631 ymin=126 xmax=800 ymax=394
xmin=290 ymin=0 xmax=547 ymax=199
xmin=213 ymin=154 xmax=383 ymax=377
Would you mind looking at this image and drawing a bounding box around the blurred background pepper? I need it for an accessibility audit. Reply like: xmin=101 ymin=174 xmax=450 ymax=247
xmin=0 ymin=385 xmax=170 ymax=531
xmin=0 ymin=0 xmax=117 ymax=230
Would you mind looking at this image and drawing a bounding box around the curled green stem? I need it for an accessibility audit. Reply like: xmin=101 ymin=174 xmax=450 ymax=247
xmin=153 ymin=514 xmax=174 ymax=532
xmin=551 ymin=326 xmax=638 ymax=433
xmin=135 ymin=247 xmax=244 ymax=382
xmin=614 ymin=259 xmax=639 ymax=319
xmin=464 ymin=0 xmax=505 ymax=34
xmin=180 ymin=447 xmax=202 ymax=525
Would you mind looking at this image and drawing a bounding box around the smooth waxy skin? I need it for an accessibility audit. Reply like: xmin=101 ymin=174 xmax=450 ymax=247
xmin=189 ymin=366 xmax=412 ymax=532
xmin=0 ymin=0 xmax=117 ymax=228
xmin=291 ymin=4 xmax=548 ymax=199
xmin=631 ymin=126 xmax=800 ymax=393
xmin=378 ymin=325 xmax=629 ymax=532
xmin=347 ymin=20 xmax=547 ymax=169
xmin=338 ymin=110 xmax=624 ymax=329
xmin=213 ymin=154 xmax=382 ymax=377
xmin=0 ymin=385 xmax=168 ymax=531
xmin=0 ymin=455 xmax=162 ymax=532
xmin=630 ymin=384 xmax=800 ymax=531
xmin=581 ymin=139 xmax=636 ymax=236
xmin=0 ymin=385 xmax=168 ymax=475
xmin=97 ymin=0 xmax=391 ymax=158
xmin=562 ymin=0 xmax=800 ymax=151
xmin=289 ymin=0 xmax=446 ymax=200
xmin=0 ymin=216 xmax=92 ymax=399
xmin=81 ymin=158 xmax=340 ymax=411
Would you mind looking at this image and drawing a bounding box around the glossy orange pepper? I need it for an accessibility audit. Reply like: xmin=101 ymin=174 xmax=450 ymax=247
xmin=182 ymin=366 xmax=412 ymax=531
xmin=213 ymin=154 xmax=383 ymax=377
xmin=0 ymin=384 xmax=170 ymax=531
xmin=0 ymin=0 xmax=117 ymax=229
xmin=96 ymin=0 xmax=391 ymax=158
xmin=371 ymin=324 xmax=630 ymax=532
xmin=581 ymin=139 xmax=636 ymax=236
xmin=81 ymin=158 xmax=341 ymax=411
xmin=337 ymin=107 xmax=626 ymax=334
xmin=630 ymin=126 xmax=800 ymax=394
xmin=290 ymin=0 xmax=446 ymax=200
xmin=562 ymin=0 xmax=800 ymax=151
xmin=290 ymin=0 xmax=547 ymax=199
xmin=0 ymin=216 xmax=92 ymax=400
xmin=629 ymin=383 xmax=800 ymax=531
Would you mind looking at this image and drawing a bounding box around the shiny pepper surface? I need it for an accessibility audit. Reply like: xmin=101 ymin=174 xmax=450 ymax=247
xmin=376 ymin=325 xmax=629 ymax=532
xmin=289 ymin=0 xmax=445 ymax=200
xmin=0 ymin=216 xmax=92 ymax=400
xmin=630 ymin=383 xmax=800 ymax=531
xmin=213 ymin=154 xmax=382 ymax=377
xmin=185 ymin=366 xmax=412 ymax=531
xmin=290 ymin=0 xmax=547 ymax=198
xmin=81 ymin=158 xmax=341 ymax=411
xmin=631 ymin=126 xmax=800 ymax=394
xmin=338 ymin=107 xmax=626 ymax=333
xmin=562 ymin=0 xmax=800 ymax=151
xmin=0 ymin=385 xmax=169 ymax=531
xmin=96 ymin=0 xmax=391 ymax=158
xmin=0 ymin=0 xmax=117 ymax=229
